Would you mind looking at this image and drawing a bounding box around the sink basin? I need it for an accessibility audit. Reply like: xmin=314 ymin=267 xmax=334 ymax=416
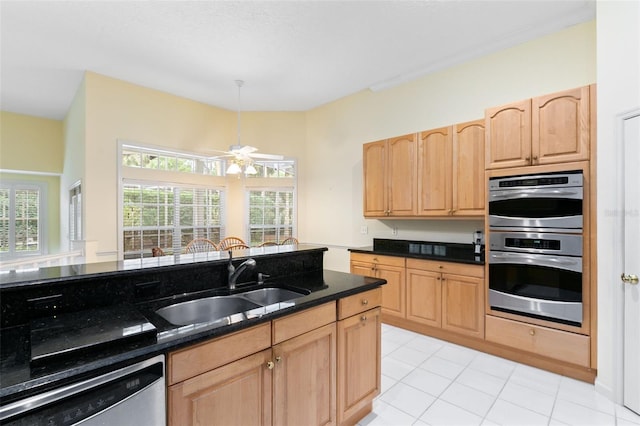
xmin=156 ymin=296 xmax=261 ymax=326
xmin=241 ymin=287 xmax=308 ymax=305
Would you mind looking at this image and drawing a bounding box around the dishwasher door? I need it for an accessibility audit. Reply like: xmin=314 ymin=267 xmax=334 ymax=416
xmin=0 ymin=354 xmax=165 ymax=426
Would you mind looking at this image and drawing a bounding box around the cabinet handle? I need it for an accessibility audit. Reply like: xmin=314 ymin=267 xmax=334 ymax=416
xmin=266 ymin=361 xmax=275 ymax=370
xmin=361 ymin=315 xmax=367 ymax=321
xmin=529 ymin=329 xmax=536 ymax=336
xmin=437 ymin=277 xmax=441 ymax=281
xmin=362 ymin=299 xmax=369 ymax=306
xmin=275 ymin=356 xmax=282 ymax=364
xmin=439 ymin=265 xmax=443 ymax=269
xmin=525 ymin=156 xmax=531 ymax=163
xmin=532 ymin=156 xmax=538 ymax=163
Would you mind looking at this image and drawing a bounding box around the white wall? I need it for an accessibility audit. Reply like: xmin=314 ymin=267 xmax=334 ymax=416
xmin=595 ymin=0 xmax=640 ymax=403
xmin=302 ymin=20 xmax=596 ymax=272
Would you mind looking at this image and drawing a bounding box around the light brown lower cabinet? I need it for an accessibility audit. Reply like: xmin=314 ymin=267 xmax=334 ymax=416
xmin=337 ymin=288 xmax=382 ymax=425
xmin=406 ymin=259 xmax=485 ymax=339
xmin=168 ymin=293 xmax=382 ymax=426
xmin=168 ymin=348 xmax=273 ymax=426
xmin=350 ymin=253 xmax=405 ymax=319
xmin=485 ymin=315 xmax=590 ymax=367
xmin=272 ymin=322 xmax=337 ymax=426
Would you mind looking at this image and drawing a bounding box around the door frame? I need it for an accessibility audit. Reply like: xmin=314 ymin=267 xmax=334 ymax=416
xmin=613 ymin=107 xmax=640 ymax=405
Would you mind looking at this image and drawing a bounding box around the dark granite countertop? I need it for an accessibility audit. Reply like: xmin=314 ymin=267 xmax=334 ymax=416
xmin=0 ymin=244 xmax=310 ymax=289
xmin=349 ymin=238 xmax=485 ymax=265
xmin=0 ymin=268 xmax=384 ymax=403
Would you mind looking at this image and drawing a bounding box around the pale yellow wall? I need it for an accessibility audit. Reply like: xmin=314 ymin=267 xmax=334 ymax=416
xmin=81 ymin=73 xmax=306 ymax=258
xmin=0 ymin=111 xmax=63 ymax=173
xmin=0 ymin=111 xmax=64 ymax=253
xmin=302 ymin=20 xmax=596 ymax=272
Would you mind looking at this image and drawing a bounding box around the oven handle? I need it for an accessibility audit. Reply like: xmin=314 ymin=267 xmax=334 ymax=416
xmin=489 ymin=188 xmax=583 ymax=200
xmin=489 ymin=251 xmax=582 ymax=273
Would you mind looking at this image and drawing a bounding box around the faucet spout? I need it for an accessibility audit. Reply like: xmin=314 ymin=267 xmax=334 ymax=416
xmin=228 ymin=250 xmax=256 ymax=290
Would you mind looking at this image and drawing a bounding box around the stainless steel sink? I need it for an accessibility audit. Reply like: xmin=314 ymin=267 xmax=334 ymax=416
xmin=155 ymin=286 xmax=309 ymax=326
xmin=241 ymin=287 xmax=308 ymax=305
xmin=155 ymin=296 xmax=261 ymax=326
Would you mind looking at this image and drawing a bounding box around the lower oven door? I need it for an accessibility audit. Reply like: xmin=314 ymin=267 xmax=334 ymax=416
xmin=488 ymin=250 xmax=583 ymax=325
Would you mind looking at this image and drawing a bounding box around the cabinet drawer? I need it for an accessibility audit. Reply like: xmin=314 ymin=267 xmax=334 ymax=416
xmin=406 ymin=258 xmax=484 ymax=278
xmin=350 ymin=253 xmax=405 ymax=268
xmin=485 ymin=315 xmax=589 ymax=367
xmin=272 ymin=302 xmax=336 ymax=345
xmin=168 ymin=322 xmax=271 ymax=385
xmin=338 ymin=287 xmax=382 ymax=320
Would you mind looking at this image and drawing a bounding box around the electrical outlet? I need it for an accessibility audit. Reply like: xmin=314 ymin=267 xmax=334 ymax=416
xmin=360 ymin=226 xmax=368 ymax=234
xmin=391 ymin=226 xmax=398 ymax=236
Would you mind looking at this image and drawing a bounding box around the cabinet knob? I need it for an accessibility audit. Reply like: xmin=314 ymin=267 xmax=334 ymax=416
xmin=529 ymin=329 xmax=536 ymax=336
xmin=525 ymin=156 xmax=531 ymax=162
xmin=275 ymin=356 xmax=282 ymax=364
xmin=362 ymin=299 xmax=369 ymax=306
xmin=532 ymin=156 xmax=538 ymax=163
xmin=361 ymin=315 xmax=367 ymax=321
xmin=437 ymin=277 xmax=441 ymax=281
xmin=266 ymin=361 xmax=275 ymax=370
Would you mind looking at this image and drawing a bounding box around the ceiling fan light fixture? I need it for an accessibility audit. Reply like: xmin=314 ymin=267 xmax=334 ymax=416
xmin=244 ymin=164 xmax=258 ymax=175
xmin=226 ymin=161 xmax=242 ymax=175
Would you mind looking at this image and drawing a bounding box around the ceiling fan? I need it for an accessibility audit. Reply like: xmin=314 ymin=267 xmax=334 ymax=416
xmin=208 ymin=80 xmax=284 ymax=175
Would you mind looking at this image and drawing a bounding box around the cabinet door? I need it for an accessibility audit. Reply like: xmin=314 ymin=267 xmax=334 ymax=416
xmin=273 ymin=323 xmax=337 ymax=426
xmin=485 ymin=99 xmax=532 ymax=169
xmin=350 ymin=261 xmax=375 ymax=278
xmin=378 ymin=264 xmax=406 ymax=319
xmin=441 ymin=274 xmax=484 ymax=339
xmin=168 ymin=348 xmax=273 ymax=426
xmin=417 ymin=126 xmax=453 ymax=216
xmin=337 ymin=307 xmax=381 ymax=425
xmin=387 ymin=134 xmax=417 ymax=216
xmin=453 ymin=120 xmax=485 ymax=216
xmin=533 ymin=86 xmax=590 ymax=165
xmin=363 ymin=140 xmax=388 ymax=217
xmin=406 ymin=268 xmax=441 ymax=328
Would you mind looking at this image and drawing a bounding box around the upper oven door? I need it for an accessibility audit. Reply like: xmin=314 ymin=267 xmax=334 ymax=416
xmin=488 ymin=176 xmax=583 ymax=232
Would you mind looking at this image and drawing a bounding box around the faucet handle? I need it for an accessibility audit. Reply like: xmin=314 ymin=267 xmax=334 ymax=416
xmin=258 ymin=273 xmax=270 ymax=285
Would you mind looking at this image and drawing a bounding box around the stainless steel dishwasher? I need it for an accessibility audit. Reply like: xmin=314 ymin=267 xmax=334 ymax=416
xmin=0 ymin=354 xmax=165 ymax=425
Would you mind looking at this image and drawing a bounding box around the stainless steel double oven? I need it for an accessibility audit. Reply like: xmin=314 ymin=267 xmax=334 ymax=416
xmin=487 ymin=170 xmax=584 ymax=326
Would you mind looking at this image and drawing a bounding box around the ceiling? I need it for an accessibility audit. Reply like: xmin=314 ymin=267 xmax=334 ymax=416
xmin=0 ymin=1 xmax=595 ymax=120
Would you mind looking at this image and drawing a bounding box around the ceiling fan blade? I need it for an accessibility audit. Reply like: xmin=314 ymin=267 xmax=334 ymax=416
xmin=249 ymin=152 xmax=285 ymax=160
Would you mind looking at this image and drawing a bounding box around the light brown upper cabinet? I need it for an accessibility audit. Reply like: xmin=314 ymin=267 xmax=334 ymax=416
xmin=453 ymin=120 xmax=485 ymax=216
xmin=417 ymin=126 xmax=452 ymax=216
xmin=417 ymin=121 xmax=485 ymax=217
xmin=363 ymin=134 xmax=417 ymax=217
xmin=486 ymin=85 xmax=591 ymax=170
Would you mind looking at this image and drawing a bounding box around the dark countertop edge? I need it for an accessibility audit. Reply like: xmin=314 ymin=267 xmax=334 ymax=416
xmin=0 ymin=270 xmax=384 ymax=402
xmin=0 ymin=245 xmax=328 ymax=289
xmin=348 ymin=247 xmax=485 ymax=265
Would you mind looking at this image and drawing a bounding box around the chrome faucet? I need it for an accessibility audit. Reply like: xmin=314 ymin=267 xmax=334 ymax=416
xmin=227 ymin=250 xmax=256 ymax=290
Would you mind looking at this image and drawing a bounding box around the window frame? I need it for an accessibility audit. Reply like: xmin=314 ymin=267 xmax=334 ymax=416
xmin=0 ymin=180 xmax=48 ymax=259
xmin=246 ymin=187 xmax=296 ymax=246
xmin=121 ymin=180 xmax=225 ymax=259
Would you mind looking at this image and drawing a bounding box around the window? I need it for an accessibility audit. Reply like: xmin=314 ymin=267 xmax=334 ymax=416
xmin=247 ymin=160 xmax=296 ymax=178
xmin=121 ymin=144 xmax=224 ymax=176
xmin=69 ymin=182 xmax=82 ymax=241
xmin=122 ymin=183 xmax=224 ymax=259
xmin=248 ymin=189 xmax=294 ymax=245
xmin=0 ymin=182 xmax=46 ymax=258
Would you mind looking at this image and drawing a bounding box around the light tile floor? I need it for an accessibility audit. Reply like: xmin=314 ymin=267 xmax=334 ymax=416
xmin=359 ymin=324 xmax=640 ymax=426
